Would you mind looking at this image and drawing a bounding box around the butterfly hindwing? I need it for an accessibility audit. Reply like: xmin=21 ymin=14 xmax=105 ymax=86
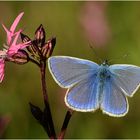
xmin=65 ymin=75 xmax=99 ymax=111
xmin=101 ymin=77 xmax=128 ymax=117
xmin=48 ymin=56 xmax=99 ymax=88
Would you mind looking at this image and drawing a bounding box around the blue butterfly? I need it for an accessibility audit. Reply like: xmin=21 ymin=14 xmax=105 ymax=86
xmin=48 ymin=56 xmax=140 ymax=117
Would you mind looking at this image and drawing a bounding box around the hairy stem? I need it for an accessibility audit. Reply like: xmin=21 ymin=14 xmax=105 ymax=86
xmin=40 ymin=60 xmax=56 ymax=139
xmin=58 ymin=110 xmax=73 ymax=139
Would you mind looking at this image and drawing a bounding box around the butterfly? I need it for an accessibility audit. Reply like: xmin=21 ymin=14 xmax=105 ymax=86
xmin=48 ymin=56 xmax=140 ymax=117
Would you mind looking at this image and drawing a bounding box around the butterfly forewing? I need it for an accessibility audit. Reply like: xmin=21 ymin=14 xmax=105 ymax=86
xmin=109 ymin=64 xmax=140 ymax=97
xmin=48 ymin=56 xmax=99 ymax=88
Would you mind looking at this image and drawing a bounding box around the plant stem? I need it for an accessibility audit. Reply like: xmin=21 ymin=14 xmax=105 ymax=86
xmin=29 ymin=57 xmax=40 ymax=67
xmin=58 ymin=110 xmax=73 ymax=139
xmin=40 ymin=60 xmax=56 ymax=139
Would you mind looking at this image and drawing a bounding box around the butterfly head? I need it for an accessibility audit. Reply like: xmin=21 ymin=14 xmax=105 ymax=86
xmin=102 ymin=60 xmax=109 ymax=66
xmin=99 ymin=60 xmax=110 ymax=80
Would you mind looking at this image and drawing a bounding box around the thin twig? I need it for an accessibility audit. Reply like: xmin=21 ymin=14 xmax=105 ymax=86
xmin=40 ymin=60 xmax=56 ymax=139
xmin=58 ymin=110 xmax=73 ymax=139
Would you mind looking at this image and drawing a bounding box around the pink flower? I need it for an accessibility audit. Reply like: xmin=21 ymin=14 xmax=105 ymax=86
xmin=80 ymin=2 xmax=111 ymax=48
xmin=0 ymin=12 xmax=31 ymax=82
xmin=0 ymin=59 xmax=5 ymax=82
xmin=7 ymin=30 xmax=30 ymax=56
xmin=2 ymin=12 xmax=24 ymax=45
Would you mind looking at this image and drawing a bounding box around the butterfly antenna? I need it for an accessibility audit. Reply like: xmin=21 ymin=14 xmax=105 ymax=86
xmin=88 ymin=42 xmax=102 ymax=63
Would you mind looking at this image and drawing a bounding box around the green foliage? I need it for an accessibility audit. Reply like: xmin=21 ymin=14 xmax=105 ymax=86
xmin=0 ymin=1 xmax=140 ymax=138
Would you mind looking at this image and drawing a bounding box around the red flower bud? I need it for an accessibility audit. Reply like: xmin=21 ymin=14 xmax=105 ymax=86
xmin=42 ymin=37 xmax=56 ymax=58
xmin=10 ymin=50 xmax=29 ymax=64
xmin=35 ymin=24 xmax=45 ymax=47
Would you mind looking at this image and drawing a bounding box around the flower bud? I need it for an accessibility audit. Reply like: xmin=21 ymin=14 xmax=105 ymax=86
xmin=35 ymin=24 xmax=45 ymax=47
xmin=29 ymin=102 xmax=43 ymax=124
xmin=42 ymin=37 xmax=56 ymax=58
xmin=21 ymin=33 xmax=39 ymax=56
xmin=20 ymin=33 xmax=31 ymax=43
xmin=11 ymin=50 xmax=29 ymax=64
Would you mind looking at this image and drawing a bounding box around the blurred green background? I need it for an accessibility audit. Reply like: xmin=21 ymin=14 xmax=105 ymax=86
xmin=0 ymin=1 xmax=140 ymax=138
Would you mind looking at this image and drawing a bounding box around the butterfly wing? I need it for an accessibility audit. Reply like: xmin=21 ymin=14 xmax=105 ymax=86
xmin=101 ymin=77 xmax=128 ymax=117
xmin=109 ymin=64 xmax=140 ymax=97
xmin=48 ymin=56 xmax=99 ymax=88
xmin=65 ymin=75 xmax=100 ymax=111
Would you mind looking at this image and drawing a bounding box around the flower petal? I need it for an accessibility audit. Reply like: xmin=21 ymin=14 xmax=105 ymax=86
xmin=8 ymin=41 xmax=31 ymax=56
xmin=11 ymin=30 xmax=22 ymax=47
xmin=2 ymin=12 xmax=24 ymax=45
xmin=0 ymin=59 xmax=5 ymax=83
xmin=10 ymin=12 xmax=24 ymax=33
xmin=7 ymin=31 xmax=31 ymax=56
xmin=2 ymin=24 xmax=13 ymax=45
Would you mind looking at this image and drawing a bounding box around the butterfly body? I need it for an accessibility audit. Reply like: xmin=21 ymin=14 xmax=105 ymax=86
xmin=98 ymin=64 xmax=109 ymax=79
xmin=48 ymin=56 xmax=140 ymax=117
